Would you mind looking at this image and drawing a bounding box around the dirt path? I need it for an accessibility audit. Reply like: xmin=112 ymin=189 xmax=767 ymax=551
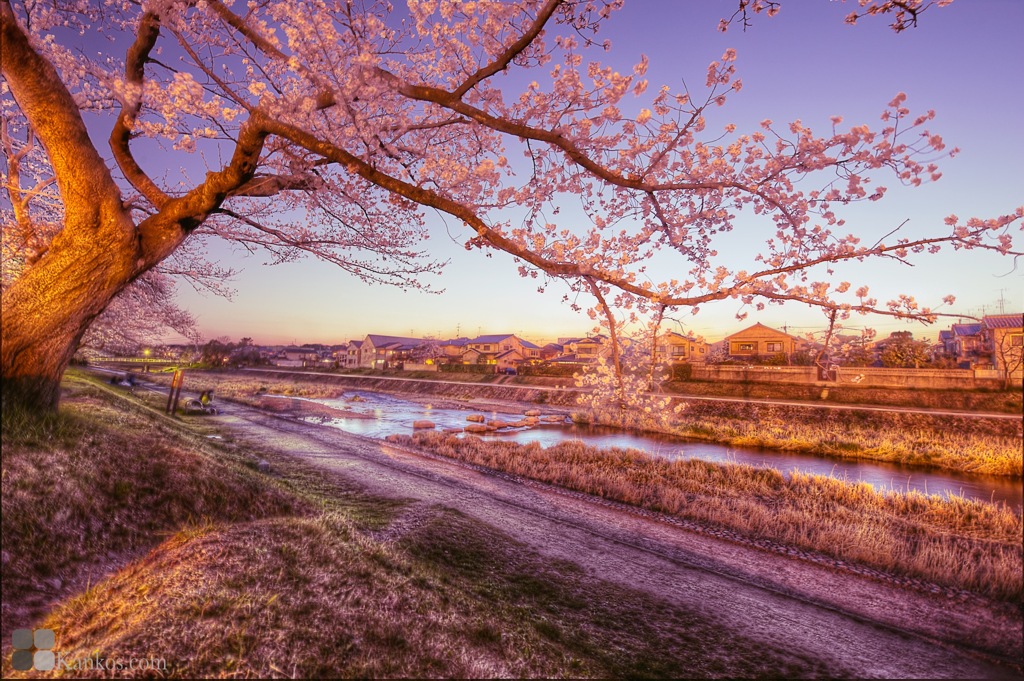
xmin=210 ymin=398 xmax=1022 ymax=679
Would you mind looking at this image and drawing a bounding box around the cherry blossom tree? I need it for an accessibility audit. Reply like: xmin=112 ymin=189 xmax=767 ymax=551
xmin=2 ymin=0 xmax=1021 ymax=412
xmin=2 ymin=109 xmax=199 ymax=357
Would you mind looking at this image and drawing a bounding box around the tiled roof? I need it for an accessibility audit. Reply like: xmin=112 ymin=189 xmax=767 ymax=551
xmin=469 ymin=334 xmax=515 ymax=344
xmin=663 ymin=330 xmax=698 ymax=341
xmin=365 ymin=334 xmax=428 ymax=348
xmin=951 ymin=323 xmax=982 ymax=336
xmin=982 ymin=314 xmax=1023 ymax=330
xmin=723 ymin=322 xmax=797 ymax=341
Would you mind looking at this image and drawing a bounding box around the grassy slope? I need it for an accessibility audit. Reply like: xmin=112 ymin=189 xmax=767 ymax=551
xmin=1 ymin=372 xmax=836 ymax=678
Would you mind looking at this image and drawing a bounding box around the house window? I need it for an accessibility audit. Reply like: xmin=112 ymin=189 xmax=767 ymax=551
xmin=735 ymin=342 xmax=755 ymax=353
xmin=699 ymin=347 xmax=706 ymax=353
xmin=765 ymin=342 xmax=783 ymax=353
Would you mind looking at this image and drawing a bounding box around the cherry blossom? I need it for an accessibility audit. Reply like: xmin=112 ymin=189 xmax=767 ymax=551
xmin=2 ymin=0 xmax=1020 ymax=411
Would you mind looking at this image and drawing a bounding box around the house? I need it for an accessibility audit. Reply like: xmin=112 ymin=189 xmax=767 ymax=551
xmin=275 ymin=346 xmax=319 ymax=367
xmin=460 ymin=334 xmax=541 ymax=366
xmin=654 ymin=331 xmax=708 ymax=364
xmin=723 ymin=323 xmax=802 ymax=361
xmin=436 ymin=337 xmax=471 ymax=360
xmin=460 ymin=347 xmax=489 ymax=365
xmin=360 ymin=334 xmax=432 ymax=368
xmin=936 ymin=329 xmax=956 ymax=362
xmin=555 ymin=336 xmax=607 ymax=362
xmin=981 ymin=314 xmax=1023 ymax=378
xmin=495 ymin=349 xmax=525 ymax=373
xmin=343 ymin=340 xmax=363 ymax=368
xmin=540 ymin=343 xmax=564 ymax=361
xmin=948 ymin=322 xmax=984 ymax=367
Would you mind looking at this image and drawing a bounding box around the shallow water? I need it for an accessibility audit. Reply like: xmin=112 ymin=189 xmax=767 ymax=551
xmin=307 ymin=390 xmax=1023 ymax=509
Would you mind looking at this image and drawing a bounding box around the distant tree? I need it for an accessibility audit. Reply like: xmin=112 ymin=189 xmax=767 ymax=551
xmin=3 ymin=0 xmax=1021 ymax=412
xmin=879 ymin=333 xmax=931 ymax=368
xmin=201 ymin=339 xmax=235 ymax=367
xmin=790 ymin=351 xmax=816 ymax=367
xmin=839 ymin=342 xmax=876 ymax=367
xmin=230 ymin=337 xmax=263 ymax=367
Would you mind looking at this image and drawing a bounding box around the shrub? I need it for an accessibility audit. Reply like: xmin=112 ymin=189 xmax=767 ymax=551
xmin=438 ymin=363 xmax=495 ymax=374
xmin=670 ymin=364 xmax=693 ymax=381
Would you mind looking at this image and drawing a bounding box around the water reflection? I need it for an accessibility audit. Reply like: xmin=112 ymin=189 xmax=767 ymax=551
xmin=308 ymin=391 xmax=1022 ymax=509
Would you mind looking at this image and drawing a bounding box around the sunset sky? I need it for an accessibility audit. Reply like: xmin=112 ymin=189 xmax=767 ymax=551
xmin=171 ymin=0 xmax=1023 ymax=346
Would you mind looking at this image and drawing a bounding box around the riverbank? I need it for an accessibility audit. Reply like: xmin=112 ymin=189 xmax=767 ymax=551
xmin=2 ymin=372 xmax=842 ymax=678
xmin=617 ymin=400 xmax=1022 ymax=477
xmin=121 ymin=368 xmax=1024 ymax=597
xmin=236 ymin=365 xmax=1024 ymax=413
xmin=389 ymin=432 xmax=1023 ymax=601
xmin=148 ymin=369 xmax=1023 ymax=477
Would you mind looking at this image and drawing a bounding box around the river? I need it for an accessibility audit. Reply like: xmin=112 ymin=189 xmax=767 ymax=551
xmin=305 ymin=390 xmax=1023 ymax=509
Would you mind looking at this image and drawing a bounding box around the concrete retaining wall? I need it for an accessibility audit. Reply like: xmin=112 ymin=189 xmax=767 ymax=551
xmin=689 ymin=364 xmax=1017 ymax=390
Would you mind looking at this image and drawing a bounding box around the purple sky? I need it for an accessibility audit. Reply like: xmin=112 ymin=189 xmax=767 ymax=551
xmin=171 ymin=0 xmax=1023 ymax=345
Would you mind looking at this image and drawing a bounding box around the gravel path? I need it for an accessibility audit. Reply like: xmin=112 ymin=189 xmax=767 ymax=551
xmin=213 ymin=397 xmax=1021 ymax=678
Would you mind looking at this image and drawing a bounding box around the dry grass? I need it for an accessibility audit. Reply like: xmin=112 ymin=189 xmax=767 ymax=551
xmin=394 ymin=432 xmax=1024 ymax=601
xmin=22 ymin=510 xmax=834 ymax=678
xmin=1 ymin=377 xmax=302 ymax=625
xmin=33 ymin=515 xmax=574 ymax=678
xmin=674 ymin=403 xmax=1022 ymax=477
xmin=2 ymin=371 xmax=839 ymax=678
xmin=577 ymin=400 xmax=1023 ymax=477
xmin=141 ymin=370 xmax=344 ymax=403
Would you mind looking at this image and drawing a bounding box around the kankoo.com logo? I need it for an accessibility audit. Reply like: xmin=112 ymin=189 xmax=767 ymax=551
xmin=11 ymin=628 xmax=56 ymax=671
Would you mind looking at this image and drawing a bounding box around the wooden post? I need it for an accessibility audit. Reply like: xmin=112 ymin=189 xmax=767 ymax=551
xmin=166 ymin=369 xmax=185 ymax=415
xmin=172 ymin=370 xmax=185 ymax=414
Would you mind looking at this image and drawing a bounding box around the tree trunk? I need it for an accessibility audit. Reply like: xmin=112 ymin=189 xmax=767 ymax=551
xmin=1 ymin=197 xmax=144 ymax=412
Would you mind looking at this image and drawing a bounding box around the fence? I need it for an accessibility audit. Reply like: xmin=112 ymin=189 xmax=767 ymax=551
xmin=689 ymin=364 xmax=1018 ymax=390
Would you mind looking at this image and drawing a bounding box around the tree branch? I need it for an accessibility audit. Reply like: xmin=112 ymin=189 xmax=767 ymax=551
xmin=1 ymin=0 xmax=122 ymax=227
xmin=109 ymin=10 xmax=170 ymax=209
xmin=451 ymin=0 xmax=563 ymax=99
